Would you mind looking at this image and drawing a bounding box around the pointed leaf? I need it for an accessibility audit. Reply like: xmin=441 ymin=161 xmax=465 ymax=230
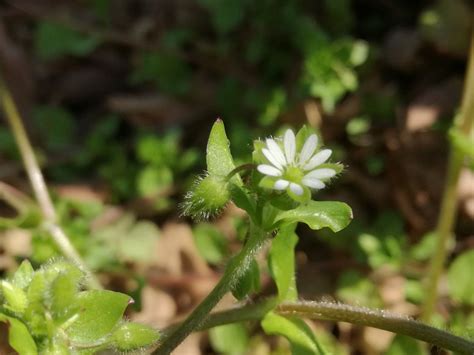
xmin=206 ymin=119 xmax=240 ymax=183
xmin=275 ymin=201 xmax=352 ymax=232
xmin=11 ymin=260 xmax=35 ymax=290
xmin=67 ymin=290 xmax=131 ymax=344
xmin=269 ymin=225 xmax=298 ymax=301
xmin=1 ymin=281 xmax=27 ymax=314
xmin=0 ymin=314 xmax=38 ymax=355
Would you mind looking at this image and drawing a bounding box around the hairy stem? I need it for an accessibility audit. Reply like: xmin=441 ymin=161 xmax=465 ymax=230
xmin=167 ymin=299 xmax=474 ymax=354
xmin=154 ymin=224 xmax=267 ymax=354
xmin=0 ymin=79 xmax=102 ymax=290
xmin=421 ymin=27 xmax=474 ymax=321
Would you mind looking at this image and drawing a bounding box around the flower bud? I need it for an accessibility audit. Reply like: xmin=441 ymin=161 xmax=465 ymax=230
xmin=181 ymin=174 xmax=230 ymax=220
xmin=112 ymin=322 xmax=159 ymax=351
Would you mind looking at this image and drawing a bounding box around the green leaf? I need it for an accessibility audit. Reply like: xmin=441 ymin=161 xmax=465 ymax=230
xmin=0 ymin=315 xmax=38 ymax=355
xmin=385 ymin=335 xmax=424 ymax=355
xmin=448 ymin=250 xmax=474 ymax=305
xmin=112 ymin=322 xmax=160 ymax=351
xmin=232 ymin=258 xmax=260 ymax=300
xmin=50 ymin=272 xmax=80 ymax=321
xmin=275 ymin=201 xmax=353 ymax=232
xmin=193 ymin=223 xmax=228 ymax=264
xmin=24 ymin=271 xmax=48 ymax=337
xmin=11 ymin=260 xmax=35 ymax=290
xmin=1 ymin=281 xmax=27 ymax=314
xmin=67 ymin=290 xmax=131 ymax=344
xmin=269 ymin=225 xmax=298 ymax=301
xmin=206 ymin=120 xmax=239 ymax=181
xmin=262 ymin=312 xmax=325 ymax=355
xmin=35 ymin=22 xmax=101 ymax=60
xmin=209 ymin=323 xmax=249 ymax=355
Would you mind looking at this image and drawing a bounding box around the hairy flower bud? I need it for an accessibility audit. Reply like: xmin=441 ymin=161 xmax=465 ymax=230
xmin=181 ymin=174 xmax=231 ymax=221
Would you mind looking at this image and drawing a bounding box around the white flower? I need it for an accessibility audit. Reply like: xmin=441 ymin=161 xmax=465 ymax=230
xmin=257 ymin=129 xmax=336 ymax=196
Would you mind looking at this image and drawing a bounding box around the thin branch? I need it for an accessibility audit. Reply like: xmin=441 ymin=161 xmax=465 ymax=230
xmin=0 ymin=78 xmax=102 ymax=290
xmin=0 ymin=180 xmax=34 ymax=213
xmin=163 ymin=299 xmax=474 ymax=354
xmin=422 ymin=23 xmax=474 ymax=321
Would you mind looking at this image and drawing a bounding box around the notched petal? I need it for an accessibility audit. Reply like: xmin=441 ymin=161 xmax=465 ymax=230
xmin=274 ymin=179 xmax=290 ymax=190
xmin=304 ymin=168 xmax=336 ymax=180
xmin=283 ymin=129 xmax=296 ymax=164
xmin=299 ymin=134 xmax=318 ymax=164
xmin=303 ymin=149 xmax=332 ymax=170
xmin=257 ymin=164 xmax=283 ymax=177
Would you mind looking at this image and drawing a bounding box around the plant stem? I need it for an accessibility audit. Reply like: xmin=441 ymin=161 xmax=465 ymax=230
xmin=168 ymin=299 xmax=474 ymax=354
xmin=155 ymin=224 xmax=267 ymax=355
xmin=421 ymin=27 xmax=474 ymax=321
xmin=0 ymin=79 xmax=102 ymax=290
xmin=0 ymin=181 xmax=34 ymax=213
xmin=225 ymin=163 xmax=256 ymax=181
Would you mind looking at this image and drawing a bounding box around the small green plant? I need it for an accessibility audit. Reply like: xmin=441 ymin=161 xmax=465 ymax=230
xmin=0 ymin=259 xmax=159 ymax=354
xmin=154 ymin=120 xmax=474 ymax=354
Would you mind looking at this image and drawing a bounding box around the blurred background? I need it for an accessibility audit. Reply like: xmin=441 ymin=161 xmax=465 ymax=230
xmin=0 ymin=0 xmax=473 ymax=354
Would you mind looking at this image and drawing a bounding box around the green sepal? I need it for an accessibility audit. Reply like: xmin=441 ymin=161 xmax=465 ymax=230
xmin=11 ymin=260 xmax=35 ymax=290
xmin=252 ymin=139 xmax=266 ymax=164
xmin=287 ymin=186 xmax=312 ymax=204
xmin=295 ymin=126 xmax=320 ymax=150
xmin=1 ymin=281 xmax=28 ymax=314
xmin=50 ymin=271 xmax=81 ymax=322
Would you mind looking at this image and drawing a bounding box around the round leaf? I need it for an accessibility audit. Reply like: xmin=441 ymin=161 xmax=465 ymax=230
xmin=274 ymin=201 xmax=353 ymax=232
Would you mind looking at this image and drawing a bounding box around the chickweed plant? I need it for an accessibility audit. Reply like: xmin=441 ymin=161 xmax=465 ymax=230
xmin=1 ymin=37 xmax=474 ymax=353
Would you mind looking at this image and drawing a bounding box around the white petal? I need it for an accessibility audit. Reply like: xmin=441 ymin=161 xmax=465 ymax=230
xmin=266 ymin=138 xmax=286 ymax=166
xmin=304 ymin=168 xmax=336 ymax=180
xmin=274 ymin=179 xmax=290 ymax=190
xmin=302 ymin=177 xmax=325 ymax=189
xmin=262 ymin=148 xmax=283 ymax=169
xmin=303 ymin=149 xmax=332 ymax=170
xmin=299 ymin=134 xmax=318 ymax=164
xmin=289 ymin=183 xmax=303 ymax=196
xmin=257 ymin=164 xmax=282 ymax=176
xmin=283 ymin=129 xmax=296 ymax=164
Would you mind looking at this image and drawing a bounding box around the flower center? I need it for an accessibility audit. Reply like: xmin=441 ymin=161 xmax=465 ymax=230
xmin=283 ymin=166 xmax=303 ymax=183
